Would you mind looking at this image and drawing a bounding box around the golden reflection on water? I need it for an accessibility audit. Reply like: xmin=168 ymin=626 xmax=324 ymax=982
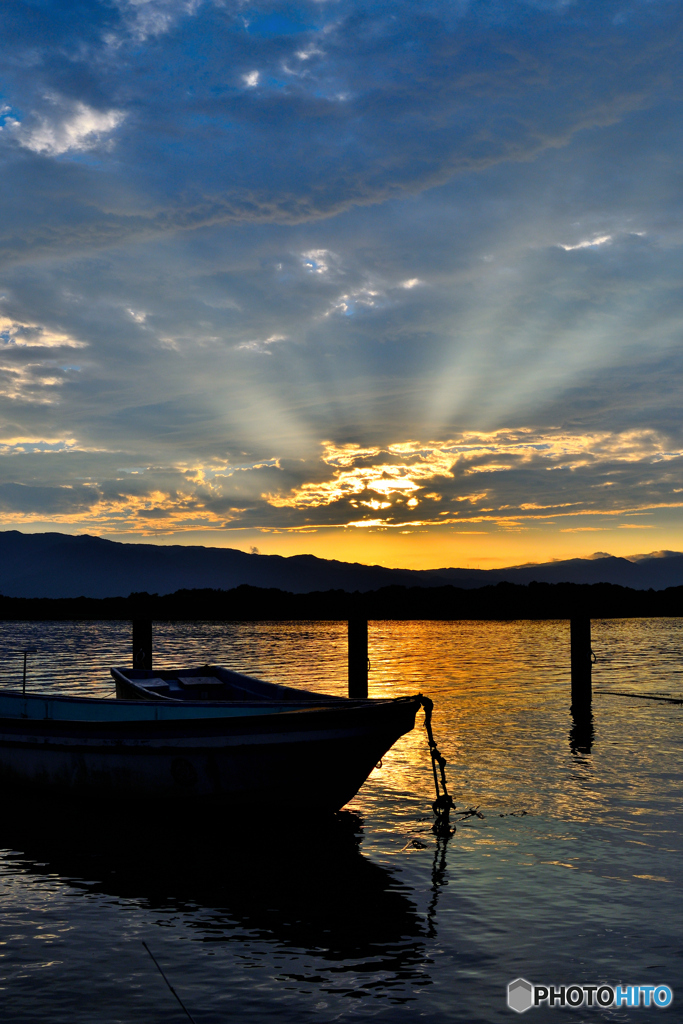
xmin=359 ymin=619 xmax=683 ymax=831
xmin=0 ymin=618 xmax=681 ymax=832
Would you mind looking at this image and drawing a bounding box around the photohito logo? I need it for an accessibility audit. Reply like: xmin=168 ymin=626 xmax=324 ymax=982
xmin=507 ymin=978 xmax=673 ymax=1013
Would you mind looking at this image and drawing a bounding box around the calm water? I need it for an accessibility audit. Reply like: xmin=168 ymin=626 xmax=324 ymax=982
xmin=0 ymin=619 xmax=681 ymax=1023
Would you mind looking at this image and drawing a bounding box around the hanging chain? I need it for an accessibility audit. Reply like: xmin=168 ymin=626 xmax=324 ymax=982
xmin=419 ymin=695 xmax=455 ymax=835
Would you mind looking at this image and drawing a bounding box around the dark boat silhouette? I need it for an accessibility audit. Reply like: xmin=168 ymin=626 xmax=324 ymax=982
xmin=0 ymin=669 xmax=420 ymax=811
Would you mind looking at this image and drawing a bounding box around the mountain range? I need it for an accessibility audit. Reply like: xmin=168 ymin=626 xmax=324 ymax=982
xmin=2 ymin=530 xmax=683 ymax=599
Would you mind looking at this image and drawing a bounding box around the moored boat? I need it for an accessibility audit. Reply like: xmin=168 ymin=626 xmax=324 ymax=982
xmin=0 ymin=678 xmax=421 ymax=812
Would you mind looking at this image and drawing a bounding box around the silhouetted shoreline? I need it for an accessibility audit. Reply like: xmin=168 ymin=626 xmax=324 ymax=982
xmin=0 ymin=580 xmax=681 ymax=621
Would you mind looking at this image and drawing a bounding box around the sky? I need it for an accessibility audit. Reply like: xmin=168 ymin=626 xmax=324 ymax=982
xmin=2 ymin=0 xmax=683 ymax=569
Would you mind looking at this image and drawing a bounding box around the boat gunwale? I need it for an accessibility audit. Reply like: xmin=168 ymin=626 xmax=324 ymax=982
xmin=0 ymin=689 xmax=422 ymax=738
xmin=0 ymin=714 xmax=416 ymax=753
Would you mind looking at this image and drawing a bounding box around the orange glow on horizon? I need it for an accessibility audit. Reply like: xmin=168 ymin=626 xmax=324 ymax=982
xmin=209 ymin=525 xmax=683 ymax=570
xmin=1 ymin=521 xmax=672 ymax=571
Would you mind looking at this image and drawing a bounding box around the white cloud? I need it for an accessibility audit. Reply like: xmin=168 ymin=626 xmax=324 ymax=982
xmin=301 ymin=249 xmax=338 ymax=275
xmin=10 ymin=98 xmax=125 ymax=156
xmin=295 ymin=46 xmax=324 ymax=61
xmin=236 ymin=333 xmax=288 ymax=354
xmin=325 ymin=286 xmax=381 ymax=316
xmin=242 ymin=71 xmax=260 ymax=88
xmin=559 ymin=234 xmax=612 ymax=251
xmin=111 ymin=0 xmax=203 ymax=43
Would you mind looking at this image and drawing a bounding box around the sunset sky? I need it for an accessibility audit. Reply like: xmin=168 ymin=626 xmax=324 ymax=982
xmin=2 ymin=0 xmax=683 ymax=569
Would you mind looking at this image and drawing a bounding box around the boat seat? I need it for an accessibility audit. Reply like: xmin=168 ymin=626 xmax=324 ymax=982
xmin=177 ymin=676 xmax=224 ymax=689
xmin=140 ymin=678 xmax=169 ymax=690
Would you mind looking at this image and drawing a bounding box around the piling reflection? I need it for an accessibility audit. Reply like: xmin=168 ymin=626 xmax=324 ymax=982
xmin=569 ymin=712 xmax=594 ymax=756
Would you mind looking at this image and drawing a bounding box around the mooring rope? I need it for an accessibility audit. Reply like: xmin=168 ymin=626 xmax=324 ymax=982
xmin=419 ymin=695 xmax=455 ymax=835
xmin=595 ymin=689 xmax=683 ymax=704
xmin=142 ymin=942 xmax=197 ymax=1024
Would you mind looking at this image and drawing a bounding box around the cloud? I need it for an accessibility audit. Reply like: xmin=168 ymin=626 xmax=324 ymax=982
xmin=0 ymin=481 xmax=101 ymax=515
xmin=1 ymin=1 xmax=680 ymax=265
xmin=7 ymin=98 xmax=125 ymax=157
xmin=0 ymin=361 xmax=75 ymax=403
xmin=111 ymin=0 xmax=205 ymax=43
xmin=1 ymin=424 xmax=682 ymax=537
xmin=254 ymin=429 xmax=683 ymax=528
xmin=559 ymin=234 xmax=612 ymax=252
xmin=301 ymin=250 xmax=339 ymax=275
xmin=0 ymin=437 xmax=80 ymax=454
xmin=0 ymin=316 xmax=87 ymax=349
xmin=236 ymin=333 xmax=289 ymax=353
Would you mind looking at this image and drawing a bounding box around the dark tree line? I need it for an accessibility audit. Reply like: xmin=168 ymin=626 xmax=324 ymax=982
xmin=0 ymin=580 xmax=682 ymax=620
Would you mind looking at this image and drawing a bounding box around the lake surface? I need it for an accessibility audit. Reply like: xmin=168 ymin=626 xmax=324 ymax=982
xmin=0 ymin=619 xmax=681 ymax=1022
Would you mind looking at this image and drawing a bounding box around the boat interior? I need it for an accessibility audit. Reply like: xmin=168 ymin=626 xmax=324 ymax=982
xmin=112 ymin=665 xmax=343 ymax=703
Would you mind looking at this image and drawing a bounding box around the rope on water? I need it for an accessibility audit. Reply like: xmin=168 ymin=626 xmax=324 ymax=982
xmin=142 ymin=941 xmax=198 ymax=1024
xmin=595 ymin=689 xmax=683 ymax=704
xmin=419 ymin=695 xmax=455 ymax=836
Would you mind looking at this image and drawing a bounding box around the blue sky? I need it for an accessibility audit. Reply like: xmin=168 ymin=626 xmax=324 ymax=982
xmin=1 ymin=0 xmax=683 ymax=568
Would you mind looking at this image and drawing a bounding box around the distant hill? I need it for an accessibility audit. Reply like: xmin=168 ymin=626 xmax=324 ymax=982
xmin=1 ymin=530 xmax=683 ymax=599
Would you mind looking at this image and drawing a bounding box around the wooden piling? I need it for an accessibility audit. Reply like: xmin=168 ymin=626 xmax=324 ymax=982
xmin=348 ymin=618 xmax=368 ymax=698
xmin=132 ymin=618 xmax=153 ymax=670
xmin=570 ymin=616 xmax=592 ymax=717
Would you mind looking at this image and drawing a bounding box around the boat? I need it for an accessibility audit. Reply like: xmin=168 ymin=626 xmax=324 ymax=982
xmin=0 ymin=669 xmax=421 ymax=812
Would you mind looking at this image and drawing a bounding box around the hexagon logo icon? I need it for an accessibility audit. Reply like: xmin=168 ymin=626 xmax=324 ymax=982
xmin=508 ymin=978 xmax=534 ymax=1013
